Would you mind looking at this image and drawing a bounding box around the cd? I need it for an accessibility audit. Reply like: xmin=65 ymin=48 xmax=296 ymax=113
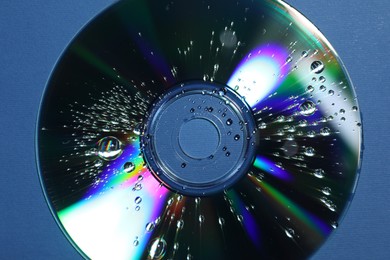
xmin=37 ymin=0 xmax=362 ymax=259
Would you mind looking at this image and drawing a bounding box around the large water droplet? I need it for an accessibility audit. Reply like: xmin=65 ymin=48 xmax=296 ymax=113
xmin=123 ymin=162 xmax=135 ymax=173
xmin=299 ymin=101 xmax=316 ymax=116
xmin=149 ymin=238 xmax=167 ymax=259
xmin=97 ymin=136 xmax=123 ymax=160
xmin=311 ymin=60 xmax=325 ymax=74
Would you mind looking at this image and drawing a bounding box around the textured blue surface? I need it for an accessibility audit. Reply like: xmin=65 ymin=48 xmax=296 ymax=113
xmin=0 ymin=0 xmax=389 ymax=259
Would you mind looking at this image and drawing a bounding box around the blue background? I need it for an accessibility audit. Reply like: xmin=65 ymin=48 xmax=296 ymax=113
xmin=0 ymin=0 xmax=389 ymax=259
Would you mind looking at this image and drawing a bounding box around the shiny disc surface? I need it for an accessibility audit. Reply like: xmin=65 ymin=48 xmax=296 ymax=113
xmin=37 ymin=0 xmax=362 ymax=259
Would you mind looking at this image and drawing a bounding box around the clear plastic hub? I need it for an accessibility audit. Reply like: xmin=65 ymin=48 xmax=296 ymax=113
xmin=141 ymin=81 xmax=257 ymax=196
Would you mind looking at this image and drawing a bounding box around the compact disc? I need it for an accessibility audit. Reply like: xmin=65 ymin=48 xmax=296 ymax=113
xmin=37 ymin=0 xmax=362 ymax=259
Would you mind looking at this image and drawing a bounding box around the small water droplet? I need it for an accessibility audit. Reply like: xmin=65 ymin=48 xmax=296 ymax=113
xmin=322 ymin=187 xmax=332 ymax=196
xmin=149 ymin=238 xmax=167 ymax=259
xmin=199 ymin=215 xmax=205 ymax=223
xmin=307 ymin=85 xmax=314 ymax=93
xmin=328 ymin=90 xmax=335 ymax=96
xmin=133 ymin=239 xmax=139 ymax=247
xmin=299 ymin=100 xmax=316 ymax=116
xmin=339 ymin=109 xmax=345 ymax=114
xmin=177 ymin=220 xmax=184 ymax=229
xmin=314 ymin=169 xmax=325 ymax=178
xmin=286 ymin=56 xmax=293 ymax=63
xmin=319 ymin=85 xmax=326 ymax=92
xmin=320 ymin=127 xmax=331 ymax=136
xmin=234 ymin=134 xmax=240 ymax=141
xmin=225 ymin=151 xmax=231 ymax=157
xmin=352 ymin=106 xmax=358 ymax=111
xmin=123 ymin=162 xmax=135 ymax=173
xmin=226 ymin=118 xmax=233 ymax=125
xmin=218 ymin=217 xmax=225 ymax=226
xmin=304 ymin=147 xmax=315 ymax=156
xmin=135 ymin=206 xmax=140 ymax=211
xmin=135 ymin=197 xmax=142 ymax=204
xmin=181 ymin=163 xmax=187 ymax=168
xmin=331 ymin=221 xmax=339 ymax=229
xmin=311 ymin=60 xmax=325 ymax=74
xmin=97 ymin=136 xmax=123 ymax=160
xmin=285 ymin=228 xmax=295 ymax=238
xmin=319 ymin=76 xmax=326 ymax=83
xmin=222 ymin=146 xmax=227 ymax=151
xmin=301 ymin=50 xmax=309 ymax=58
xmin=190 ymin=108 xmax=195 ymax=113
xmin=133 ymin=124 xmax=142 ymax=135
xmin=146 ymin=222 xmax=155 ymax=232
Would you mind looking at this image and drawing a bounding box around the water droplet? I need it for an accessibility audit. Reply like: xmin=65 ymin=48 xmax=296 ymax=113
xmin=319 ymin=85 xmax=326 ymax=92
xmin=133 ymin=124 xmax=142 ymax=135
xmin=331 ymin=221 xmax=339 ymax=229
xmin=352 ymin=106 xmax=358 ymax=111
xmin=123 ymin=162 xmax=135 ymax=173
xmin=222 ymin=146 xmax=227 ymax=151
xmin=226 ymin=118 xmax=233 ymax=125
xmin=218 ymin=217 xmax=225 ymax=226
xmin=146 ymin=222 xmax=155 ymax=232
xmin=133 ymin=239 xmax=139 ymax=247
xmin=307 ymin=85 xmax=314 ymax=93
xmin=190 ymin=108 xmax=195 ymax=113
xmin=285 ymin=228 xmax=295 ymax=238
xmin=135 ymin=206 xmax=140 ymax=211
xmin=328 ymin=90 xmax=334 ymax=96
xmin=314 ymin=169 xmax=325 ymax=178
xmin=320 ymin=127 xmax=331 ymax=136
xmin=286 ymin=56 xmax=293 ymax=63
xmin=301 ymin=50 xmax=309 ymax=58
xmin=135 ymin=197 xmax=142 ymax=204
xmin=97 ymin=136 xmax=123 ymax=160
xmin=94 ymin=160 xmax=103 ymax=167
xmin=149 ymin=238 xmax=167 ymax=259
xmin=181 ymin=163 xmax=187 ymax=168
xmin=322 ymin=187 xmax=332 ymax=196
xmin=304 ymin=147 xmax=315 ymax=156
xmin=299 ymin=100 xmax=316 ymax=116
xmin=311 ymin=60 xmax=325 ymax=74
xmin=339 ymin=109 xmax=345 ymax=114
xmin=225 ymin=151 xmax=231 ymax=157
xmin=133 ymin=183 xmax=142 ymax=191
xmin=319 ymin=76 xmax=326 ymax=83
xmin=199 ymin=215 xmax=205 ymax=223
xmin=177 ymin=220 xmax=184 ymax=229
xmin=307 ymin=131 xmax=316 ymax=138
xmin=234 ymin=134 xmax=240 ymax=141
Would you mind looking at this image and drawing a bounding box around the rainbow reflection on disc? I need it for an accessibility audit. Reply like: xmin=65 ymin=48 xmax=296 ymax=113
xmin=37 ymin=0 xmax=362 ymax=259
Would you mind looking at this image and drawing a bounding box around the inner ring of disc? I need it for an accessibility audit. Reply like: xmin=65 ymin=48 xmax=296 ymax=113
xmin=178 ymin=118 xmax=220 ymax=159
